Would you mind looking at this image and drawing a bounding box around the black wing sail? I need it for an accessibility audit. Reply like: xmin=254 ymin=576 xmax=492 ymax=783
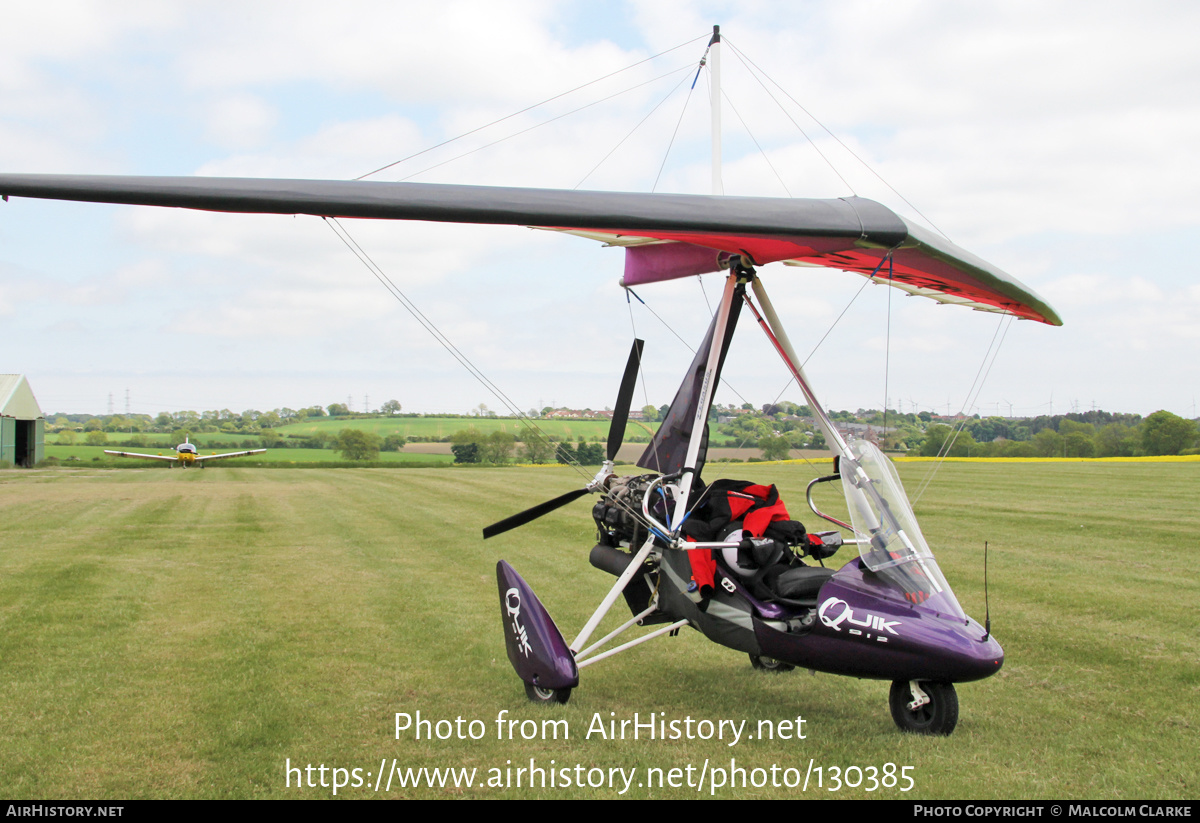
xmin=0 ymin=173 xmax=1061 ymax=326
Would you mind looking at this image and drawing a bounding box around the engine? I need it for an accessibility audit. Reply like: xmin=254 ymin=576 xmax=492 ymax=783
xmin=591 ymin=473 xmax=659 ymax=549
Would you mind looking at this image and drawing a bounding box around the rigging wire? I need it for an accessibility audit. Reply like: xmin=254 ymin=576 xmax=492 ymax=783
xmin=724 ymin=38 xmax=950 ymax=240
xmin=397 ymin=64 xmax=695 ymax=183
xmin=722 ymin=39 xmax=855 ymax=195
xmin=575 ymin=69 xmax=694 ymax=189
xmin=883 ymin=257 xmax=894 ymax=437
xmin=355 ymin=33 xmax=708 ymax=181
xmin=623 ymin=288 xmax=660 ymax=471
xmin=750 ymin=253 xmax=893 ymax=472
xmin=745 ymin=263 xmax=898 ymax=471
xmin=321 ymin=216 xmax=593 ymax=483
xmin=911 ymin=310 xmax=1015 ymax=504
xmin=721 ymin=88 xmax=792 ymax=197
xmin=651 ymin=74 xmax=700 ymax=193
xmin=625 ymin=278 xmax=792 ymax=473
xmin=696 ymin=272 xmax=714 ymax=315
xmin=623 ymin=283 xmax=754 ymax=412
xmin=801 ymin=256 xmax=893 ymax=368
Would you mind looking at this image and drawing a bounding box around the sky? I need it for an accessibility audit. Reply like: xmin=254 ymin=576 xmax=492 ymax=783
xmin=1 ymin=0 xmax=1197 ymax=420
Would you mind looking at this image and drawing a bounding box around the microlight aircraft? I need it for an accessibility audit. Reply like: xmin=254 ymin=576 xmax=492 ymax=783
xmin=105 ymin=437 xmax=266 ymax=467
xmin=0 ymin=38 xmax=1060 ymax=734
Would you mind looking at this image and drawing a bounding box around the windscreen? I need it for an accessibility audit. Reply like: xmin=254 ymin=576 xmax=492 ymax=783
xmin=840 ymin=439 xmax=965 ymax=620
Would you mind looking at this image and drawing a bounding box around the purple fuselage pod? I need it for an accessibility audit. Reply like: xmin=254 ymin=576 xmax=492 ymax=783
xmin=753 ymin=558 xmax=1004 ymax=683
xmin=496 ymin=560 xmax=578 ymax=690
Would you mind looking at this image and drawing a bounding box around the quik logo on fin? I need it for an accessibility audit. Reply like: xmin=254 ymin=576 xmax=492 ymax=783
xmin=504 ymin=587 xmax=534 ymax=657
xmin=818 ymin=597 xmax=901 ymax=641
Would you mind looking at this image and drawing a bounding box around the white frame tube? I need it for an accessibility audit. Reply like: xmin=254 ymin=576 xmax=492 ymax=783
xmin=576 ymin=620 xmax=690 ymax=670
xmin=749 ymin=279 xmax=850 ymax=458
xmin=569 ymin=534 xmax=656 ymax=653
xmin=574 ymin=604 xmax=659 ymax=662
xmin=671 ymin=270 xmax=738 ymax=532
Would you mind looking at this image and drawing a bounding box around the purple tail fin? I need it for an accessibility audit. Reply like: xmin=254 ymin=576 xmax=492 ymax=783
xmin=497 ymin=561 xmax=578 ymax=690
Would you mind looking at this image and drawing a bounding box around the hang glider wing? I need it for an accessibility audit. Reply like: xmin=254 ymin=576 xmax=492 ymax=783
xmin=104 ymin=450 xmax=178 ymax=462
xmin=194 ymin=449 xmax=267 ymax=462
xmin=0 ymin=173 xmax=1061 ymax=326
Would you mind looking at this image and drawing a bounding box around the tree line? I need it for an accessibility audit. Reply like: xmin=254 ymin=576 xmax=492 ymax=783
xmin=48 ymin=401 xmax=407 ymax=436
xmin=46 ymin=401 xmax=1200 ymax=462
xmin=916 ymin=410 xmax=1198 ymax=458
xmin=448 ymin=428 xmax=607 ymax=465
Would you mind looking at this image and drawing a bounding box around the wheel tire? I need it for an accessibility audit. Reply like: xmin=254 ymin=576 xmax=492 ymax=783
xmin=524 ymin=681 xmax=571 ymax=705
xmin=749 ymin=654 xmax=795 ymax=673
xmin=889 ymin=680 xmax=958 ymax=735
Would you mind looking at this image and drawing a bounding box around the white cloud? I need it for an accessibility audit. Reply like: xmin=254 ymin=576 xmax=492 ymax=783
xmin=203 ymin=95 xmax=279 ymax=150
xmin=1 ymin=1 xmax=1197 ymax=416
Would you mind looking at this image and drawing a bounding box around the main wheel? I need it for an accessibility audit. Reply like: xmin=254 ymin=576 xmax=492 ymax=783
xmin=524 ymin=681 xmax=572 ymax=705
xmin=889 ymin=680 xmax=958 ymax=735
xmin=749 ymin=654 xmax=795 ymax=673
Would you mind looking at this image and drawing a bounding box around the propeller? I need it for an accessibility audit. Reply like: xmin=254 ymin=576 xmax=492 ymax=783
xmin=482 ymin=338 xmax=644 ymax=539
xmin=606 ymin=338 xmax=643 ymax=462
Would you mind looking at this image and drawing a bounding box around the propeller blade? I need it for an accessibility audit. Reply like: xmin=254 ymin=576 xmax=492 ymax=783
xmin=482 ymin=487 xmax=591 ymax=539
xmin=484 ymin=342 xmax=642 ymax=540
xmin=606 ymin=338 xmax=644 ymax=462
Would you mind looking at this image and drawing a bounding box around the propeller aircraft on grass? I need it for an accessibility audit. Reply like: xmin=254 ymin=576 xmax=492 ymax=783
xmin=104 ymin=437 xmax=266 ymax=468
xmin=0 ymin=30 xmax=1060 ymax=735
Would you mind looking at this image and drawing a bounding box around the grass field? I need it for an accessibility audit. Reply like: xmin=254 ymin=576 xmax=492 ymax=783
xmin=0 ymin=461 xmax=1196 ymax=799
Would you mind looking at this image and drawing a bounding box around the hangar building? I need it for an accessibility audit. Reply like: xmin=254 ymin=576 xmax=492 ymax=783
xmin=1 ymin=375 xmax=45 ymax=467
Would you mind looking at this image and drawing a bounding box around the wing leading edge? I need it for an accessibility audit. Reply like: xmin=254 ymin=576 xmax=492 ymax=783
xmin=195 ymin=449 xmax=267 ymax=462
xmin=103 ymin=450 xmax=177 ymax=462
xmin=0 ymin=173 xmax=1061 ymax=326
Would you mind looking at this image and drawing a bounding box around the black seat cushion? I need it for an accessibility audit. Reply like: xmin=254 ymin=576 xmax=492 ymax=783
xmin=766 ymin=565 xmax=835 ymax=600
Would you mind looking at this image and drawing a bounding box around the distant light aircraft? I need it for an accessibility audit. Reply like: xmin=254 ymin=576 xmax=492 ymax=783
xmin=105 ymin=437 xmax=266 ymax=468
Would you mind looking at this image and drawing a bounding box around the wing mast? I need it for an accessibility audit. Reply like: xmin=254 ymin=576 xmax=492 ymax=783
xmin=709 ymin=25 xmax=723 ymax=197
xmin=570 ymin=30 xmax=731 ymax=652
xmin=663 ymin=25 xmax=739 ymax=530
xmin=671 ymin=24 xmax=728 ymax=529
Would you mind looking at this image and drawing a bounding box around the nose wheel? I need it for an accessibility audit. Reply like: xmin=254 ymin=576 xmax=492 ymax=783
xmin=524 ymin=682 xmax=572 ymax=705
xmin=889 ymin=680 xmax=958 ymax=735
xmin=749 ymin=654 xmax=795 ymax=673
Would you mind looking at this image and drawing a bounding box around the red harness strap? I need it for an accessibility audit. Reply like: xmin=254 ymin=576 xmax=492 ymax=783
xmin=686 ymin=536 xmax=718 ymax=595
xmin=735 ymin=484 xmax=791 ymax=537
xmin=686 ymin=483 xmax=791 ymax=595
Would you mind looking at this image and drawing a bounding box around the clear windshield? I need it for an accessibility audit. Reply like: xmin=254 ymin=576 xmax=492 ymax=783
xmin=840 ymin=439 xmax=965 ymax=620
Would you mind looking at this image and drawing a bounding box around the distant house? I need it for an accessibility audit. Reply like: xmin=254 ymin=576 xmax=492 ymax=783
xmin=831 ymin=421 xmax=895 ymax=445
xmin=0 ymin=375 xmax=45 ymax=467
xmin=547 ymin=408 xmax=615 ymax=420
